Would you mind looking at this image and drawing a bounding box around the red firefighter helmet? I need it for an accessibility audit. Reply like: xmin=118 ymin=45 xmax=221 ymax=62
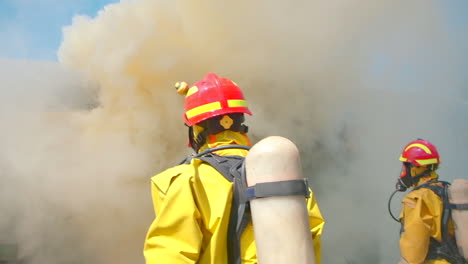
xmin=176 ymin=72 xmax=252 ymax=126
xmin=399 ymin=139 xmax=440 ymax=166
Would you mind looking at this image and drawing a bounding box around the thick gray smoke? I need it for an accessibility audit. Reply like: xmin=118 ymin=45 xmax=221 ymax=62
xmin=1 ymin=0 xmax=467 ymax=263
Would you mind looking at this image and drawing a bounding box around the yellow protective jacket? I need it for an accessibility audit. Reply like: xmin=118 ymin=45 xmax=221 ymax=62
xmin=144 ymin=132 xmax=325 ymax=264
xmin=399 ymin=177 xmax=455 ymax=264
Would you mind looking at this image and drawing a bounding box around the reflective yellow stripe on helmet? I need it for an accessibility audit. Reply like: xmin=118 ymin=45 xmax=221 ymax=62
xmin=400 ymin=156 xmax=437 ymax=165
xmin=228 ymin=99 xmax=248 ymax=108
xmin=186 ymin=86 xmax=199 ymax=97
xmin=404 ymin=143 xmax=432 ymax=154
xmin=415 ymin=158 xmax=438 ymax=166
xmin=186 ymin=102 xmax=222 ymax=119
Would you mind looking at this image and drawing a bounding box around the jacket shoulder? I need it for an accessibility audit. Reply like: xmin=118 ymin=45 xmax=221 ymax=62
xmin=150 ymin=163 xmax=193 ymax=194
xmin=404 ymin=186 xmax=442 ymax=207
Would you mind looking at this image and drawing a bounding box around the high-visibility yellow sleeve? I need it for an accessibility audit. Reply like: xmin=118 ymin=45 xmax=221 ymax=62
xmin=307 ymin=188 xmax=325 ymax=264
xmin=399 ymin=189 xmax=442 ymax=264
xmin=144 ymin=174 xmax=203 ymax=264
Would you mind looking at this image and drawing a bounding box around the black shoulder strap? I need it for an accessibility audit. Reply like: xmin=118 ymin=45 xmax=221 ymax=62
xmin=178 ymin=144 xmax=250 ymax=166
xmin=177 ymin=155 xmax=193 ymax=165
xmin=197 ymin=154 xmax=243 ymax=182
xmin=413 ymin=180 xmax=446 ymax=197
xmin=183 ymin=145 xmax=251 ymax=264
xmin=227 ymin=159 xmax=249 ymax=264
xmin=197 ymin=154 xmax=250 ymax=264
xmin=414 ymin=181 xmax=451 ymax=240
xmin=416 ymin=181 xmax=468 ymax=263
xmin=419 ymin=181 xmax=468 ymax=211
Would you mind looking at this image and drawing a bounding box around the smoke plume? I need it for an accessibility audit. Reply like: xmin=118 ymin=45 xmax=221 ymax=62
xmin=1 ymin=0 xmax=467 ymax=263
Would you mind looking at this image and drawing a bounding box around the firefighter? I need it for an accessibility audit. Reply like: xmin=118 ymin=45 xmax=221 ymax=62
xmin=396 ymin=139 xmax=458 ymax=264
xmin=143 ymin=72 xmax=325 ymax=264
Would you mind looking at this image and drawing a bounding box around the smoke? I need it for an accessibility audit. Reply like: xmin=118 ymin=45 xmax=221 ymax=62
xmin=1 ymin=0 xmax=467 ymax=263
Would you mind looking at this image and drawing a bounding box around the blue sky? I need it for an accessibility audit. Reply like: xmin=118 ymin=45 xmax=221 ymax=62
xmin=0 ymin=1 xmax=467 ymax=63
xmin=0 ymin=0 xmax=119 ymax=61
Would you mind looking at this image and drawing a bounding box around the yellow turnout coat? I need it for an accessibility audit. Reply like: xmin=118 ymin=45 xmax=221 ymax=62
xmin=144 ymin=133 xmax=324 ymax=264
xmin=399 ymin=177 xmax=455 ymax=264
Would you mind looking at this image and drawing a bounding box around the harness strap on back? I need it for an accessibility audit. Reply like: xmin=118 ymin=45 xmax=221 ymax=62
xmin=246 ymin=179 xmax=310 ymax=201
xmin=181 ymin=145 xmax=250 ymax=264
xmin=415 ymin=181 xmax=467 ymax=264
xmin=413 ymin=181 xmax=446 ymax=196
xmin=178 ymin=145 xmax=250 ymax=165
xmin=196 ymin=154 xmax=242 ymax=182
xmin=227 ymin=160 xmax=249 ymax=264
xmin=178 ymin=145 xmax=315 ymax=264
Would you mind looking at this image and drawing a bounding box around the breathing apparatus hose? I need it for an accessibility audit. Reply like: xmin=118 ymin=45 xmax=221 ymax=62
xmin=388 ymin=189 xmax=401 ymax=222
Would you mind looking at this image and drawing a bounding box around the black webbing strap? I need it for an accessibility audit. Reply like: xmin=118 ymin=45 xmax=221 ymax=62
xmin=227 ymin=160 xmax=250 ymax=264
xmin=246 ymin=179 xmax=310 ymax=201
xmin=414 ymin=182 xmax=451 ymax=241
xmin=416 ymin=181 xmax=467 ymax=264
xmin=178 ymin=145 xmax=251 ymax=165
xmin=448 ymin=203 xmax=468 ymax=210
xmin=177 ymin=146 xmax=314 ymax=264
xmin=182 ymin=145 xmax=250 ymax=264
xmin=440 ymin=183 xmax=451 ymax=244
xmin=413 ymin=181 xmax=446 ymax=196
xmin=196 ymin=154 xmax=243 ymax=182
xmin=197 ymin=155 xmax=250 ymax=264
